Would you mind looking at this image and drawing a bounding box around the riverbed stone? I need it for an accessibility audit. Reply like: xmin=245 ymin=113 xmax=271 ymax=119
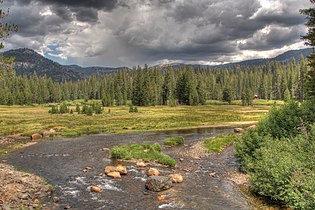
xmin=90 ymin=186 xmax=102 ymax=193
xmin=145 ymin=176 xmax=172 ymax=192
xmin=146 ymin=168 xmax=160 ymax=177
xmin=104 ymin=165 xmax=127 ymax=175
xmin=136 ymin=161 xmax=147 ymax=167
xmin=104 ymin=166 xmax=116 ymax=174
xmin=116 ymin=165 xmax=128 ymax=175
xmin=31 ymin=134 xmax=42 ymax=140
xmin=169 ymin=174 xmax=183 ymax=183
xmin=107 ymin=172 xmax=121 ymax=179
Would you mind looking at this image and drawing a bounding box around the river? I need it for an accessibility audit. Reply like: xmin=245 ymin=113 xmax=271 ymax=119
xmin=3 ymin=126 xmax=250 ymax=209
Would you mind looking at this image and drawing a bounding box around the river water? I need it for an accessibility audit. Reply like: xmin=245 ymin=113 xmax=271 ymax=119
xmin=3 ymin=127 xmax=250 ymax=209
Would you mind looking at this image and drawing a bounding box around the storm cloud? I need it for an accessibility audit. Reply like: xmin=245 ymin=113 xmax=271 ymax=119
xmin=2 ymin=0 xmax=313 ymax=67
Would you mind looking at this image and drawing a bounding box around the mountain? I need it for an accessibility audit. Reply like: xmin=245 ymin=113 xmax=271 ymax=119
xmin=2 ymin=47 xmax=312 ymax=82
xmin=156 ymin=48 xmax=312 ymax=70
xmin=3 ymin=48 xmax=125 ymax=82
xmin=216 ymin=48 xmax=312 ymax=68
xmin=3 ymin=48 xmax=82 ymax=82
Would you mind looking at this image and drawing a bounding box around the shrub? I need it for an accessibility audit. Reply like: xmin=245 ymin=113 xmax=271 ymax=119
xmin=129 ymin=105 xmax=139 ymax=113
xmin=49 ymin=105 xmax=58 ymax=114
xmin=204 ymin=134 xmax=239 ymax=153
xmin=300 ymin=100 xmax=315 ymax=129
xmin=86 ymin=107 xmax=93 ymax=116
xmin=75 ymin=104 xmax=81 ymax=113
xmin=163 ymin=136 xmax=185 ymax=146
xmin=59 ymin=102 xmax=69 ymax=114
xmin=109 ymin=143 xmax=175 ymax=167
xmin=235 ymin=130 xmax=271 ymax=171
xmin=257 ymin=101 xmax=302 ymax=139
xmin=249 ymin=132 xmax=315 ymax=209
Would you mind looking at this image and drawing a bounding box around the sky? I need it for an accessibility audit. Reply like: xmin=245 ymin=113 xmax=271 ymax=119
xmin=1 ymin=0 xmax=313 ymax=67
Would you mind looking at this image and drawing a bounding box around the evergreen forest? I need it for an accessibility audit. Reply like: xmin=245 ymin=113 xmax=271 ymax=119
xmin=0 ymin=57 xmax=309 ymax=106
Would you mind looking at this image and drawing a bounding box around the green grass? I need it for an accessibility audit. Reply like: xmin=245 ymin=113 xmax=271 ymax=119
xmin=207 ymin=99 xmax=284 ymax=106
xmin=163 ymin=136 xmax=185 ymax=146
xmin=204 ymin=134 xmax=240 ymax=153
xmin=0 ymin=100 xmax=274 ymax=137
xmin=110 ymin=143 xmax=176 ymax=167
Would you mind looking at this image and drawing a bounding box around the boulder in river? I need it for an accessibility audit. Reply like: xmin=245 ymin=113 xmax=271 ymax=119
xmin=31 ymin=134 xmax=42 ymax=140
xmin=107 ymin=172 xmax=121 ymax=179
xmin=145 ymin=176 xmax=172 ymax=192
xmin=104 ymin=165 xmax=127 ymax=175
xmin=146 ymin=168 xmax=160 ymax=177
xmin=234 ymin=128 xmax=244 ymax=134
xmin=169 ymin=174 xmax=183 ymax=183
xmin=116 ymin=164 xmax=128 ymax=175
xmin=104 ymin=166 xmax=116 ymax=174
xmin=90 ymin=186 xmax=102 ymax=193
xmin=136 ymin=161 xmax=147 ymax=167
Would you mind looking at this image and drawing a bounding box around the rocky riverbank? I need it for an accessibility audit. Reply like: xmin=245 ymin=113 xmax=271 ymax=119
xmin=0 ymin=162 xmax=52 ymax=209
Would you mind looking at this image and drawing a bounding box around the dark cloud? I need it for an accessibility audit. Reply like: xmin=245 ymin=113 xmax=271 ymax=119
xmin=12 ymin=0 xmax=118 ymax=23
xmin=2 ymin=0 xmax=313 ymax=67
xmin=14 ymin=0 xmax=118 ymax=10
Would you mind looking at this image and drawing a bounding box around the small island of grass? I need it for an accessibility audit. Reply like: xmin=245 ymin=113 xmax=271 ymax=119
xmin=109 ymin=143 xmax=176 ymax=167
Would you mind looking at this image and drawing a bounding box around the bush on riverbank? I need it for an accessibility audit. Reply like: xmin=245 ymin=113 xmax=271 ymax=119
xmin=110 ymin=143 xmax=176 ymax=167
xmin=235 ymin=101 xmax=315 ymax=209
xmin=249 ymin=132 xmax=315 ymax=209
xmin=163 ymin=136 xmax=185 ymax=146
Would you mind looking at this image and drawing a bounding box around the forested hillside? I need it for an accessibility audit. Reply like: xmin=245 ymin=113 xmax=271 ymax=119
xmin=0 ymin=56 xmax=309 ymax=105
xmin=3 ymin=48 xmax=82 ymax=82
xmin=3 ymin=48 xmax=125 ymax=81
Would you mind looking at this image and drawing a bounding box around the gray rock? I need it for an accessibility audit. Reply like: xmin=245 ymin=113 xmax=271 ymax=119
xmin=145 ymin=176 xmax=172 ymax=192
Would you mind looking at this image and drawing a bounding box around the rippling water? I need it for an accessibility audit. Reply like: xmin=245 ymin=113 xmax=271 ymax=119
xmin=3 ymin=127 xmax=250 ymax=209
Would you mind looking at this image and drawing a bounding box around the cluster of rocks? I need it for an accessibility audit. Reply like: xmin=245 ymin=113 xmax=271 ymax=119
xmin=0 ymin=163 xmax=52 ymax=209
xmin=142 ymin=162 xmax=183 ymax=192
xmin=104 ymin=164 xmax=128 ymax=179
xmin=31 ymin=129 xmax=58 ymax=140
xmin=89 ymin=161 xmax=183 ymax=193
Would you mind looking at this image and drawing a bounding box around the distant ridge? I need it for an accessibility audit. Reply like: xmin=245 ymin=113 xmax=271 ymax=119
xmin=156 ymin=48 xmax=312 ymax=70
xmin=3 ymin=48 xmax=125 ymax=82
xmin=216 ymin=48 xmax=312 ymax=68
xmin=3 ymin=47 xmax=312 ymax=82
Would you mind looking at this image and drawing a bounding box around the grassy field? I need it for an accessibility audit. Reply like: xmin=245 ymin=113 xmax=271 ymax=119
xmin=0 ymin=100 xmax=277 ymax=137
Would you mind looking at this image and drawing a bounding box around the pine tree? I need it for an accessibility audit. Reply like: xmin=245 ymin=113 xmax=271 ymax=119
xmin=283 ymin=88 xmax=291 ymax=102
xmin=75 ymin=104 xmax=81 ymax=113
xmin=0 ymin=1 xmax=18 ymax=53
xmin=197 ymin=78 xmax=207 ymax=105
xmin=301 ymin=1 xmax=315 ymax=99
xmin=222 ymin=86 xmax=234 ymax=104
xmin=59 ymin=102 xmax=69 ymax=114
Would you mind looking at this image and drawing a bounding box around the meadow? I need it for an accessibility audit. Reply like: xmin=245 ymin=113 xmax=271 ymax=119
xmin=0 ymin=100 xmax=281 ymax=138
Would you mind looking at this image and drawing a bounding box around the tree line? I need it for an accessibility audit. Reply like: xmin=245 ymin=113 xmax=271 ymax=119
xmin=0 ymin=57 xmax=310 ymax=106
